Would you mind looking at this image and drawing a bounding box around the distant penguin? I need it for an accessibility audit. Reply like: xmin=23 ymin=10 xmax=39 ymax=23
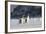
xmin=27 ymin=14 xmax=29 ymax=23
xmin=19 ymin=18 xmax=21 ymax=24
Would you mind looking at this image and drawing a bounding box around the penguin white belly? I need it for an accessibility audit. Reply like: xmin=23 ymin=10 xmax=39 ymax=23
xmin=21 ymin=18 xmax=25 ymax=24
xmin=27 ymin=16 xmax=29 ymax=23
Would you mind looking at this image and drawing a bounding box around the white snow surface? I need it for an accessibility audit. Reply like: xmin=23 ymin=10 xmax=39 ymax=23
xmin=10 ymin=17 xmax=42 ymax=29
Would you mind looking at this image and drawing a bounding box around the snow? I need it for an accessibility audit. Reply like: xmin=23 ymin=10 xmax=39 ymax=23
xmin=10 ymin=17 xmax=42 ymax=29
